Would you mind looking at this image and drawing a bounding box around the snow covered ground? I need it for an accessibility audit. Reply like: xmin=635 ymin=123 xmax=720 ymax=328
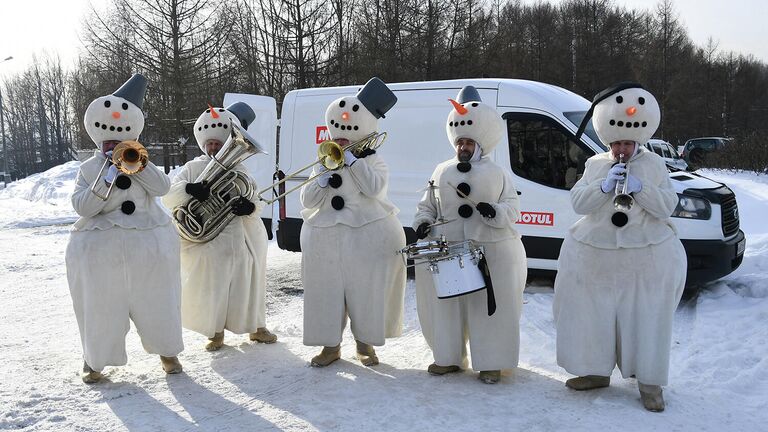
xmin=0 ymin=166 xmax=766 ymax=431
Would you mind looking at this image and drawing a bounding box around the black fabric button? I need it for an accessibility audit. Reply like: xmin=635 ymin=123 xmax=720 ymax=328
xmin=121 ymin=200 xmax=136 ymax=215
xmin=331 ymin=196 xmax=345 ymax=210
xmin=457 ymin=162 xmax=472 ymax=172
xmin=456 ymin=182 xmax=471 ymax=197
xmin=114 ymin=175 xmax=131 ymax=190
xmin=329 ymin=174 xmax=342 ymax=188
xmin=458 ymin=204 xmax=473 ymax=218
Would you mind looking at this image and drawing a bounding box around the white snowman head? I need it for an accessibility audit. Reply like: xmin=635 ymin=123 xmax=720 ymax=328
xmin=324 ymin=77 xmax=397 ymax=143
xmin=446 ymin=86 xmax=504 ymax=156
xmin=193 ymin=102 xmax=255 ymax=153
xmin=589 ymin=83 xmax=660 ymax=147
xmin=84 ymin=74 xmax=146 ymax=148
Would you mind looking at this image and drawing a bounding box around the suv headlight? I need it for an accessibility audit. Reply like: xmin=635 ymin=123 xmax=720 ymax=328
xmin=671 ymin=194 xmax=711 ymax=219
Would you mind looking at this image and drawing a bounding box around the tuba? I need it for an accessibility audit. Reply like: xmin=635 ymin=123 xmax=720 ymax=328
xmin=172 ymin=120 xmax=267 ymax=243
xmin=611 ymin=154 xmax=634 ymax=227
xmin=90 ymin=140 xmax=149 ymax=201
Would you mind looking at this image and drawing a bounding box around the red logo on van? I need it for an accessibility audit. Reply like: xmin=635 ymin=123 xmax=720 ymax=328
xmin=316 ymin=126 xmax=330 ymax=144
xmin=516 ymin=211 xmax=554 ymax=226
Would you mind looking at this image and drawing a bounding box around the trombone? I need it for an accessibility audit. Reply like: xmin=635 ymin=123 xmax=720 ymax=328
xmin=257 ymin=131 xmax=386 ymax=204
xmin=90 ymin=140 xmax=149 ymax=201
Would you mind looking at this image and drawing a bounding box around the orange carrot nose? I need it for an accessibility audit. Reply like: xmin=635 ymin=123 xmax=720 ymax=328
xmin=449 ymin=99 xmax=468 ymax=115
xmin=626 ymin=106 xmax=637 ymax=116
xmin=208 ymin=103 xmax=220 ymax=119
xmin=341 ymin=112 xmax=350 ymax=121
xmin=112 ymin=111 xmax=121 ymax=119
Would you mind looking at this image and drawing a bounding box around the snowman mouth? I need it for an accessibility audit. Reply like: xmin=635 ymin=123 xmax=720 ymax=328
xmin=331 ymin=120 xmax=359 ymax=131
xmin=197 ymin=121 xmax=230 ymax=132
xmin=94 ymin=121 xmax=132 ymax=133
xmin=609 ymin=119 xmax=648 ymax=129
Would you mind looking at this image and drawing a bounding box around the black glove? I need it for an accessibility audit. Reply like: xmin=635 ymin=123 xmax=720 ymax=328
xmin=476 ymin=202 xmax=496 ymax=218
xmin=415 ymin=222 xmax=431 ymax=239
xmin=186 ymin=181 xmax=210 ymax=201
xmin=231 ymin=196 xmax=256 ymax=216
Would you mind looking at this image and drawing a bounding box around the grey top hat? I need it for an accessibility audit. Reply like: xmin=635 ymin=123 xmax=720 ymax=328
xmin=113 ymin=73 xmax=148 ymax=110
xmin=457 ymin=85 xmax=482 ymax=103
xmin=226 ymin=101 xmax=256 ymax=128
xmin=356 ymin=77 xmax=397 ymax=119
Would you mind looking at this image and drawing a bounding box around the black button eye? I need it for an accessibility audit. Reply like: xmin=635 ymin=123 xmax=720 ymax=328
xmin=339 ymin=100 xmax=346 ymax=108
xmin=616 ymin=96 xmax=623 ymax=103
xmin=352 ymin=104 xmax=359 ymax=112
xmin=638 ymin=97 xmax=645 ymax=105
xmin=104 ymin=100 xmax=111 ymax=108
xmin=122 ymin=102 xmax=129 ymax=110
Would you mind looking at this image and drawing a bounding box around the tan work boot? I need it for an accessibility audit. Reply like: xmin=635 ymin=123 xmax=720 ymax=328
xmin=81 ymin=361 xmax=103 ymax=384
xmin=249 ymin=327 xmax=278 ymax=344
xmin=205 ymin=332 xmax=225 ymax=351
xmin=355 ymin=340 xmax=379 ymax=366
xmin=478 ymin=370 xmax=501 ymax=384
xmin=311 ymin=345 xmax=341 ymax=367
xmin=160 ymin=356 xmax=183 ymax=374
xmin=427 ymin=363 xmax=461 ymax=375
xmin=565 ymin=375 xmax=610 ymax=391
xmin=639 ymin=383 xmax=665 ymax=412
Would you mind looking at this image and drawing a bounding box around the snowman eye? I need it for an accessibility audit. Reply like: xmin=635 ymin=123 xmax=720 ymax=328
xmin=122 ymin=102 xmax=129 ymax=110
xmin=638 ymin=97 xmax=645 ymax=105
xmin=352 ymin=104 xmax=359 ymax=112
xmin=616 ymin=96 xmax=623 ymax=103
xmin=339 ymin=100 xmax=346 ymax=108
xmin=104 ymin=100 xmax=111 ymax=108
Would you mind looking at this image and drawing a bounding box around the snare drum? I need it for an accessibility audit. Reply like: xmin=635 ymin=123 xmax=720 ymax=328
xmin=429 ymin=241 xmax=486 ymax=298
xmin=400 ymin=239 xmax=447 ymax=264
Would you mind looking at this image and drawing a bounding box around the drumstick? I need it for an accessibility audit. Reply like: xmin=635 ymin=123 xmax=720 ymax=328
xmin=446 ymin=181 xmax=479 ymax=206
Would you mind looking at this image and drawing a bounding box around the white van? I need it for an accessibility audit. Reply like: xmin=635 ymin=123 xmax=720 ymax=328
xmin=224 ymin=78 xmax=745 ymax=287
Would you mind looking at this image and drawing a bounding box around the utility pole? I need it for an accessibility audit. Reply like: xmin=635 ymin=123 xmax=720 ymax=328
xmin=0 ymin=56 xmax=14 ymax=184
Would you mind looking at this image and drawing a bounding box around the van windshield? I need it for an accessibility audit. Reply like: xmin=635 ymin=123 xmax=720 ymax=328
xmin=563 ymin=111 xmax=608 ymax=151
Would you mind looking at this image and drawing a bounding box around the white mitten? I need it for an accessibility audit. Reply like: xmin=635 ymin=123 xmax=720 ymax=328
xmin=601 ymin=163 xmax=626 ymax=193
xmin=104 ymin=165 xmax=118 ymax=184
xmin=626 ymin=174 xmax=642 ymax=194
xmin=344 ymin=150 xmax=358 ymax=166
xmin=315 ymin=170 xmax=332 ymax=188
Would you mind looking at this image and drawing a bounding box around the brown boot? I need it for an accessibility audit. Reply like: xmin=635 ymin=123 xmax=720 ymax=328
xmin=355 ymin=340 xmax=379 ymax=367
xmin=565 ymin=375 xmax=610 ymax=391
xmin=478 ymin=370 xmax=501 ymax=384
xmin=310 ymin=345 xmax=341 ymax=367
xmin=81 ymin=361 xmax=103 ymax=384
xmin=160 ymin=356 xmax=183 ymax=374
xmin=249 ymin=327 xmax=278 ymax=344
xmin=427 ymin=363 xmax=461 ymax=375
xmin=205 ymin=332 xmax=225 ymax=351
xmin=639 ymin=383 xmax=665 ymax=412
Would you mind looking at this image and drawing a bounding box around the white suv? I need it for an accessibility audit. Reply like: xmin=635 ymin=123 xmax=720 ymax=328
xmin=645 ymin=139 xmax=688 ymax=171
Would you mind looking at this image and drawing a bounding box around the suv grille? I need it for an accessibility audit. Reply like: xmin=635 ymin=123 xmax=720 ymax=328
xmin=721 ymin=194 xmax=740 ymax=238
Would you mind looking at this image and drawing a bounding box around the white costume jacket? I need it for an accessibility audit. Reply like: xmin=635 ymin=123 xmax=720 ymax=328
xmin=553 ymin=148 xmax=687 ymax=385
xmin=300 ymin=153 xmax=406 ymax=347
xmin=413 ymin=157 xmax=527 ymax=371
xmin=66 ymin=151 xmax=184 ymax=371
xmin=162 ymin=156 xmax=268 ymax=337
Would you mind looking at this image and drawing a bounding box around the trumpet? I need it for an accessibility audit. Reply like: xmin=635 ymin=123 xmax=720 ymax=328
xmin=611 ymin=154 xmax=633 ymax=227
xmin=90 ymin=140 xmax=149 ymax=201
xmin=257 ymin=131 xmax=387 ymax=204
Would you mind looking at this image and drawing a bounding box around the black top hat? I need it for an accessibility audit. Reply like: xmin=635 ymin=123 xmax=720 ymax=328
xmin=356 ymin=77 xmax=397 ymax=119
xmin=113 ymin=73 xmax=148 ymax=110
xmin=575 ymin=81 xmax=644 ymax=141
xmin=226 ymin=102 xmax=256 ymax=129
xmin=457 ymin=86 xmax=482 ymax=103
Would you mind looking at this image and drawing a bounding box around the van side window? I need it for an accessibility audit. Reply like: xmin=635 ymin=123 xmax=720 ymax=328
xmin=503 ymin=112 xmax=591 ymax=190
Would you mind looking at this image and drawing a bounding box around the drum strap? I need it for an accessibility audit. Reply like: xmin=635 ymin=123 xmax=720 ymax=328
xmin=478 ymin=256 xmax=496 ymax=316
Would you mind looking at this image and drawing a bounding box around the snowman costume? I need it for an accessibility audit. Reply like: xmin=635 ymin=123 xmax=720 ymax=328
xmin=300 ymin=78 xmax=406 ymax=350
xmin=162 ymin=102 xmax=270 ymax=340
xmin=553 ymin=83 xmax=687 ymax=390
xmin=412 ymin=86 xmax=527 ymax=373
xmin=65 ymin=74 xmax=184 ymax=373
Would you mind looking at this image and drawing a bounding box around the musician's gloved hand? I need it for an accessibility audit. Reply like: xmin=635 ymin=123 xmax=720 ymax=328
xmin=626 ymin=174 xmax=642 ymax=194
xmin=315 ymin=170 xmax=332 ymax=188
xmin=601 ymin=163 xmax=627 ymax=193
xmin=476 ymin=202 xmax=497 ymax=218
xmin=104 ymin=165 xmax=118 ymax=184
xmin=186 ymin=181 xmax=210 ymax=201
xmin=231 ymin=196 xmax=256 ymax=216
xmin=344 ymin=150 xmax=358 ymax=166
xmin=415 ymin=222 xmax=431 ymax=239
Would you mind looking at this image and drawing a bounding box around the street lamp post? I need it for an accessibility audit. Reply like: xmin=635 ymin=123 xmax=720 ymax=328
xmin=1 ymin=55 xmax=13 ymax=184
